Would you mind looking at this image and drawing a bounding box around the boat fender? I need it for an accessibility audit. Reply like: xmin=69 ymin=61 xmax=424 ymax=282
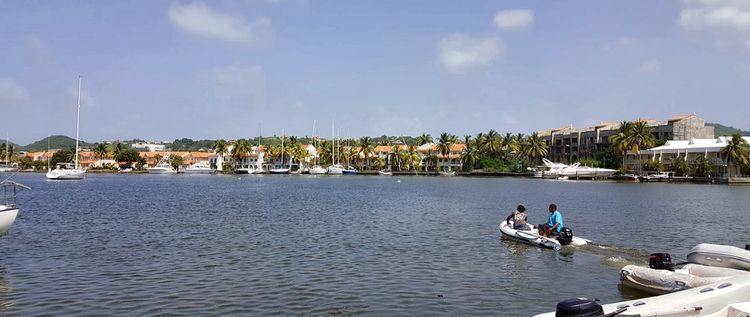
xmin=557 ymin=227 xmax=574 ymax=246
xmin=555 ymin=298 xmax=604 ymax=317
xmin=649 ymin=253 xmax=674 ymax=271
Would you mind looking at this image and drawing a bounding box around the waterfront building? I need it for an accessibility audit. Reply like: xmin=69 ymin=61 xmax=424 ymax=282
xmin=624 ymin=136 xmax=750 ymax=177
xmin=538 ymin=114 xmax=714 ymax=164
xmin=131 ymin=142 xmax=166 ymax=152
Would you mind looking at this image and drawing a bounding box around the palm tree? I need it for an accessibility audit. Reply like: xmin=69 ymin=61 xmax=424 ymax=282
xmin=93 ymin=143 xmax=108 ymax=160
xmin=437 ymin=132 xmax=457 ymax=172
xmin=609 ymin=121 xmax=633 ymax=172
xmin=291 ymin=144 xmax=309 ymax=168
xmin=113 ymin=142 xmax=123 ymax=160
xmin=626 ymin=120 xmax=656 ymax=174
xmin=481 ymin=130 xmax=502 ymax=158
xmin=461 ymin=135 xmax=479 ymax=171
xmin=416 ymin=133 xmax=433 ymax=146
xmin=358 ymin=137 xmax=374 ymax=170
xmin=389 ymin=145 xmax=405 ymax=171
xmin=404 ymin=144 xmax=420 ymax=171
xmin=231 ymin=139 xmax=252 ymax=170
xmin=212 ymin=139 xmax=228 ymax=170
xmin=720 ymin=134 xmax=750 ymax=178
xmin=500 ymin=133 xmax=515 ymax=159
xmin=524 ymin=133 xmax=549 ymax=165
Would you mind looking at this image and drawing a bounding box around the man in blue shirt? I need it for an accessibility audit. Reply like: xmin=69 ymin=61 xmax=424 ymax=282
xmin=538 ymin=203 xmax=563 ymax=237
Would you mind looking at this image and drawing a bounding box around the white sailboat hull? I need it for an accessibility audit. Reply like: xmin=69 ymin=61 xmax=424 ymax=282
xmin=327 ymin=166 xmax=343 ymax=174
xmin=147 ymin=167 xmax=177 ymax=174
xmin=0 ymin=207 xmax=18 ymax=236
xmin=309 ymin=166 xmax=327 ymax=175
xmin=269 ymin=168 xmax=290 ymax=174
xmin=46 ymin=168 xmax=86 ymax=180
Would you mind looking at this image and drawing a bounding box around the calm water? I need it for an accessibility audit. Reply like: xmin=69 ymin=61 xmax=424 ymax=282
xmin=1 ymin=173 xmax=749 ymax=316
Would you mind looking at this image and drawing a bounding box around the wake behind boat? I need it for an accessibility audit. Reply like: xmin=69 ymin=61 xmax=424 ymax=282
xmin=498 ymin=220 xmax=590 ymax=251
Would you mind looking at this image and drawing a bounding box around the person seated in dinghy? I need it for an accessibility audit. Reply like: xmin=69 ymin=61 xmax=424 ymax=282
xmin=506 ymin=204 xmax=532 ymax=230
xmin=537 ymin=203 xmax=563 ymax=238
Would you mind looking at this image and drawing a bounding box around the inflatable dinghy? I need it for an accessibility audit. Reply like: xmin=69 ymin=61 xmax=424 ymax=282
xmin=688 ymin=244 xmax=750 ymax=271
xmin=498 ymin=221 xmax=590 ymax=251
xmin=620 ymin=264 xmax=749 ymax=295
xmin=535 ymin=274 xmax=750 ymax=317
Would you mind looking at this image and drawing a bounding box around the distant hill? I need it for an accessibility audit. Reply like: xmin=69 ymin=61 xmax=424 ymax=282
xmin=707 ymin=123 xmax=750 ymax=137
xmin=20 ymin=135 xmax=95 ymax=152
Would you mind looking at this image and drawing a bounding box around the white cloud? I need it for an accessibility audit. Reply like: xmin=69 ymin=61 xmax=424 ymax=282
xmin=0 ymin=78 xmax=30 ymax=102
xmin=679 ymin=0 xmax=750 ymax=50
xmin=493 ymin=9 xmax=534 ymax=30
xmin=206 ymin=64 xmax=265 ymax=98
xmin=636 ymin=59 xmax=662 ymax=74
xmin=438 ymin=34 xmax=504 ymax=72
xmin=168 ymin=2 xmax=270 ymax=44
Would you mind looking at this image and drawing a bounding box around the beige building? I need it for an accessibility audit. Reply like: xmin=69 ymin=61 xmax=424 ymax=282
xmin=538 ymin=115 xmax=714 ymax=164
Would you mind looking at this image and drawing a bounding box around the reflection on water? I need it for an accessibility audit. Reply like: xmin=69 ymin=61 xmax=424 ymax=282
xmin=0 ymin=174 xmax=748 ymax=316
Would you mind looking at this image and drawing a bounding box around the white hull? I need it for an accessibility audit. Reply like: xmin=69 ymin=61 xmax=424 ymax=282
xmin=46 ymin=168 xmax=86 ymax=180
xmin=0 ymin=207 xmax=18 ymax=236
xmin=558 ymin=166 xmax=617 ymax=178
xmin=620 ymin=264 xmax=749 ymax=295
xmin=688 ymin=244 xmax=750 ymax=271
xmin=327 ymin=165 xmax=344 ymax=175
xmin=535 ymin=275 xmax=750 ymax=317
xmin=147 ymin=167 xmax=177 ymax=174
xmin=439 ymin=171 xmax=456 ymax=176
xmin=498 ymin=221 xmax=590 ymax=250
xmin=0 ymin=166 xmax=18 ymax=173
xmin=309 ymin=166 xmax=327 ymax=175
xmin=269 ymin=168 xmax=290 ymax=174
xmin=379 ymin=170 xmax=393 ymax=176
xmin=342 ymin=168 xmax=358 ymax=175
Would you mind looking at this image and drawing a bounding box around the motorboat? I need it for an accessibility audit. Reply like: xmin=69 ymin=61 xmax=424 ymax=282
xmin=309 ymin=165 xmax=327 ymax=175
xmin=378 ymin=169 xmax=393 ymax=176
xmin=1 ymin=180 xmax=30 ymax=236
xmin=269 ymin=167 xmax=290 ymax=174
xmin=688 ymin=244 xmax=750 ymax=271
xmin=184 ymin=162 xmax=214 ymax=174
xmin=535 ymin=274 xmax=750 ymax=317
xmin=620 ymin=264 xmax=749 ymax=295
xmin=498 ymin=220 xmax=590 ymax=251
xmin=529 ymin=158 xmax=570 ymax=178
xmin=342 ymin=166 xmax=358 ymax=175
xmin=530 ymin=158 xmax=617 ymax=179
xmin=439 ymin=170 xmax=456 ymax=176
xmin=327 ymin=163 xmax=344 ymax=175
xmin=147 ymin=156 xmax=177 ymax=174
xmin=46 ymin=76 xmax=87 ymax=180
xmin=639 ymin=171 xmax=674 ymax=182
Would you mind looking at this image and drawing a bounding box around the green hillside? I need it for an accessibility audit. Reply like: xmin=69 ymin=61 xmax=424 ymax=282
xmin=706 ymin=123 xmax=750 ymax=137
xmin=20 ymin=135 xmax=95 ymax=152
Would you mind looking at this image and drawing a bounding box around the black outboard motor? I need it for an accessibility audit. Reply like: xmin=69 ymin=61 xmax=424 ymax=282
xmin=649 ymin=253 xmax=674 ymax=271
xmin=745 ymin=244 xmax=750 ymax=251
xmin=555 ymin=298 xmax=604 ymax=317
xmin=557 ymin=227 xmax=574 ymax=246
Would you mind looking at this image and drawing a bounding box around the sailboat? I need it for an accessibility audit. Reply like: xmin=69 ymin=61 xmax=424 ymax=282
xmin=269 ymin=129 xmax=291 ymax=174
xmin=1 ymin=179 xmax=31 ymax=236
xmin=327 ymin=120 xmax=343 ymax=174
xmin=46 ymin=76 xmax=87 ymax=180
xmin=250 ymin=129 xmax=265 ymax=174
xmin=0 ymin=134 xmax=18 ymax=173
xmin=309 ymin=121 xmax=326 ymax=175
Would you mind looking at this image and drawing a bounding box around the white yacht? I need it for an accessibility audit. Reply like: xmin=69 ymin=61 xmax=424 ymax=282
xmin=378 ymin=169 xmax=393 ymax=176
xmin=184 ymin=162 xmax=214 ymax=174
xmin=531 ymin=158 xmax=617 ymax=179
xmin=1 ymin=180 xmax=30 ymax=237
xmin=147 ymin=155 xmax=177 ymax=174
xmin=47 ymin=76 xmax=87 ymax=180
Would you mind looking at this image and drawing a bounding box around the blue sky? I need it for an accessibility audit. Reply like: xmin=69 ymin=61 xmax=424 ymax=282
xmin=2 ymin=0 xmax=750 ymax=144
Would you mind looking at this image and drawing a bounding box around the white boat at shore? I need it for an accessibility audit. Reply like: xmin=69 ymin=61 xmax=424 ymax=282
xmin=688 ymin=244 xmax=750 ymax=271
xmin=46 ymin=76 xmax=87 ymax=180
xmin=269 ymin=129 xmax=290 ymax=174
xmin=342 ymin=166 xmax=358 ymax=175
xmin=184 ymin=162 xmax=214 ymax=174
xmin=439 ymin=170 xmax=456 ymax=176
xmin=535 ymin=274 xmax=750 ymax=317
xmin=530 ymin=158 xmax=616 ymax=179
xmin=620 ymin=263 xmax=749 ymax=295
xmin=378 ymin=169 xmax=393 ymax=176
xmin=147 ymin=156 xmax=177 ymax=174
xmin=1 ymin=180 xmax=30 ymax=236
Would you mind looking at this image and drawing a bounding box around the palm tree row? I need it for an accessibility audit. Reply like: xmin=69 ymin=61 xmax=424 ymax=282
xmin=608 ymin=120 xmax=656 ymax=173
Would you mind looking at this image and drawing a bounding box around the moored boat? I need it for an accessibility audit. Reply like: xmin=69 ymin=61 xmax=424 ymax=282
xmin=341 ymin=166 xmax=358 ymax=175
xmin=378 ymin=169 xmax=393 ymax=176
xmin=147 ymin=155 xmax=177 ymax=174
xmin=46 ymin=76 xmax=87 ymax=180
xmin=184 ymin=162 xmax=214 ymax=174
xmin=535 ymin=274 xmax=750 ymax=317
xmin=0 ymin=180 xmax=30 ymax=236
xmin=688 ymin=244 xmax=750 ymax=271
xmin=620 ymin=264 xmax=749 ymax=295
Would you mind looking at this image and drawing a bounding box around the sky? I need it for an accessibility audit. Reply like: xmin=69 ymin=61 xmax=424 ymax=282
xmin=2 ymin=0 xmax=750 ymax=144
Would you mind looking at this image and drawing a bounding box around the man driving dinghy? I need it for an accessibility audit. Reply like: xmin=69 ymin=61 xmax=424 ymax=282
xmin=538 ymin=203 xmax=563 ymax=237
xmin=506 ymin=205 xmax=531 ymax=230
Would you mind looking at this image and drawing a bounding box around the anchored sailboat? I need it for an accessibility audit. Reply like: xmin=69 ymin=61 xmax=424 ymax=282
xmin=46 ymin=76 xmax=87 ymax=180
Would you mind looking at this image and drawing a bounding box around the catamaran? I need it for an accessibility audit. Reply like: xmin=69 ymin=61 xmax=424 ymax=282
xmin=46 ymin=76 xmax=87 ymax=180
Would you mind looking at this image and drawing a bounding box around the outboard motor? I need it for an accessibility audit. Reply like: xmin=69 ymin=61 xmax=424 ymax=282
xmin=745 ymin=244 xmax=750 ymax=251
xmin=555 ymin=298 xmax=604 ymax=317
xmin=557 ymin=227 xmax=574 ymax=246
xmin=649 ymin=253 xmax=674 ymax=271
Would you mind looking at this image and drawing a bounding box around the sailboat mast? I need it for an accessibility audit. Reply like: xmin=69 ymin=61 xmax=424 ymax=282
xmin=5 ymin=133 xmax=8 ymax=163
xmin=331 ymin=120 xmax=335 ymax=165
xmin=280 ymin=129 xmax=285 ymax=168
xmin=75 ymin=75 xmax=82 ymax=170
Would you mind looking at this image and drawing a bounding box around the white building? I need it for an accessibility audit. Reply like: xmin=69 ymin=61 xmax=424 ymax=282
xmin=131 ymin=142 xmax=166 ymax=152
xmin=626 ymin=136 xmax=750 ymax=177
